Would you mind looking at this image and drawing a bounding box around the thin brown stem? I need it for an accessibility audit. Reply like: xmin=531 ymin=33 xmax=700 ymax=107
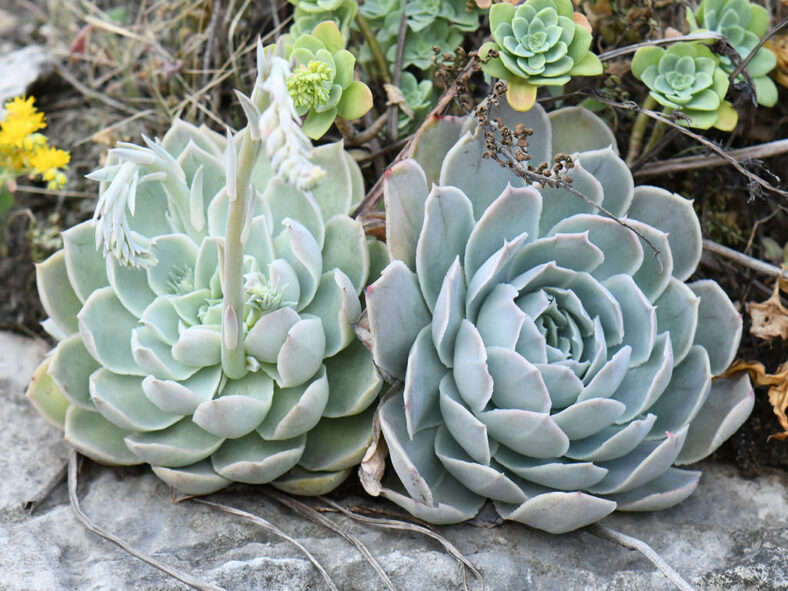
xmin=387 ymin=5 xmax=410 ymax=141
xmin=335 ymin=113 xmax=388 ymax=145
xmin=355 ymin=12 xmax=392 ymax=84
xmin=191 ymin=498 xmax=339 ymax=591
xmin=598 ymin=32 xmax=726 ymax=61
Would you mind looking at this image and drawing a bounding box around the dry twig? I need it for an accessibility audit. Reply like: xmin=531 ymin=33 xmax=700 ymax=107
xmin=702 ymin=239 xmax=788 ymax=280
xmin=588 ymin=524 xmax=696 ymax=591
xmin=635 ymin=139 xmax=788 ymax=178
xmin=263 ymin=490 xmax=399 ymax=591
xmin=318 ymin=497 xmax=485 ymax=591
xmin=590 ymin=94 xmax=788 ymax=200
xmin=68 ymin=453 xmax=226 ymax=591
xmin=191 ymin=497 xmax=339 ymax=591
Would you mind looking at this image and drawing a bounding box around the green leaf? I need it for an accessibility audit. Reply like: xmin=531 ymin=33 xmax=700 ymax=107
xmin=336 ymin=80 xmax=373 ymax=120
xmin=333 ymin=49 xmax=356 ymax=88
xmin=568 ymin=51 xmax=603 ymax=77
xmin=711 ymin=100 xmax=738 ymax=131
xmin=479 ymin=42 xmax=513 ymax=80
xmin=311 ymin=20 xmax=345 ymax=53
xmin=506 ymin=78 xmax=538 ymax=112
xmin=302 ymin=107 xmax=337 ymax=139
xmin=748 ymin=4 xmax=770 ymax=38
xmin=27 ymin=359 xmax=69 ymax=430
xmin=0 ymin=185 xmax=13 ymax=218
xmin=753 ymin=76 xmax=778 ymax=108
xmin=631 ymin=46 xmax=665 ymax=80
xmin=489 ymin=2 xmax=516 ymax=32
xmin=747 ymin=48 xmax=777 ymax=78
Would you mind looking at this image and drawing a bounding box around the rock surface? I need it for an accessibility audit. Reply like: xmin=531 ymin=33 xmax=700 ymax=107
xmin=1 ymin=330 xmax=786 ymax=591
xmin=0 ymin=45 xmax=55 ymax=104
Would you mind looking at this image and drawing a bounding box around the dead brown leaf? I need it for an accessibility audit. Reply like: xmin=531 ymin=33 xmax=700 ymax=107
xmin=724 ymin=361 xmax=788 ymax=441
xmin=747 ymin=275 xmax=788 ymax=341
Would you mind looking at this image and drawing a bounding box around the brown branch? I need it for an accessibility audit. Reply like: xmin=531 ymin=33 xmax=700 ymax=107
xmin=335 ymin=113 xmax=388 ymax=145
xmin=635 ymin=138 xmax=788 ymax=178
xmin=702 ymin=239 xmax=788 ymax=280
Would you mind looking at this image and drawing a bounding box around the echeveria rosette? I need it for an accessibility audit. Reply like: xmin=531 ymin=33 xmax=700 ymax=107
xmin=364 ymin=100 xmax=754 ymax=534
xmin=479 ymin=0 xmax=603 ymax=111
xmin=631 ymin=42 xmax=738 ymax=131
xmin=27 ymin=119 xmax=386 ymax=497
xmin=288 ymin=0 xmax=358 ymax=38
xmin=284 ymin=21 xmax=373 ymax=139
xmin=358 ymin=0 xmax=481 ymax=72
xmin=688 ymin=0 xmax=778 ymax=107
xmin=397 ymin=72 xmax=435 ymax=132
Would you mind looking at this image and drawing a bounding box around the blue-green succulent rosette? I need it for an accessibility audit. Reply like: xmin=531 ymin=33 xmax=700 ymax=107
xmin=362 ymin=100 xmax=754 ymax=534
xmin=27 ymin=119 xmax=388 ymax=497
xmin=688 ymin=0 xmax=778 ymax=107
xmin=632 ymin=42 xmax=739 ymax=131
xmin=479 ymin=0 xmax=603 ymax=111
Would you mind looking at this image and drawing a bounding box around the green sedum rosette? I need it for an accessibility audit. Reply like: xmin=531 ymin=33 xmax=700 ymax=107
xmin=479 ymin=0 xmax=602 ymax=111
xmin=363 ymin=100 xmax=753 ymax=534
xmin=284 ymin=21 xmax=373 ymax=139
xmin=632 ymin=42 xmax=738 ymax=130
xmin=288 ymin=0 xmax=358 ymax=38
xmin=27 ymin=118 xmax=387 ymax=497
xmin=688 ymin=0 xmax=778 ymax=107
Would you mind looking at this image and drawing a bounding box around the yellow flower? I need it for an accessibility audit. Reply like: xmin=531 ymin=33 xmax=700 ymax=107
xmin=29 ymin=144 xmax=70 ymax=189
xmin=5 ymin=96 xmax=40 ymax=120
xmin=0 ymin=96 xmax=46 ymax=148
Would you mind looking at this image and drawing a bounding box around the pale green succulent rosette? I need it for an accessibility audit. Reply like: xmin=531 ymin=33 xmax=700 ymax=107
xmin=364 ymin=101 xmax=754 ymax=533
xmin=631 ymin=42 xmax=738 ymax=131
xmin=688 ymin=0 xmax=778 ymax=107
xmin=284 ymin=21 xmax=373 ymax=139
xmin=397 ymin=71 xmax=435 ymax=132
xmin=479 ymin=0 xmax=603 ymax=111
xmin=27 ymin=119 xmax=385 ymax=496
xmin=358 ymin=0 xmax=481 ymax=71
xmin=288 ymin=0 xmax=358 ymax=38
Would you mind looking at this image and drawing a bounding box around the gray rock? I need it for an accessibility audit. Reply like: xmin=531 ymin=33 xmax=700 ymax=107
xmin=1 ymin=331 xmax=786 ymax=591
xmin=0 ymin=46 xmax=55 ymax=104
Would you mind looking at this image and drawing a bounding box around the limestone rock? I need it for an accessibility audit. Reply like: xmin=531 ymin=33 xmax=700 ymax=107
xmin=0 ymin=46 xmax=55 ymax=105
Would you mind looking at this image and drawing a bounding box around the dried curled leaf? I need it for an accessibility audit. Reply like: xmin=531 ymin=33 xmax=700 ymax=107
xmin=725 ymin=361 xmax=788 ymax=441
xmin=748 ymin=277 xmax=788 ymax=341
